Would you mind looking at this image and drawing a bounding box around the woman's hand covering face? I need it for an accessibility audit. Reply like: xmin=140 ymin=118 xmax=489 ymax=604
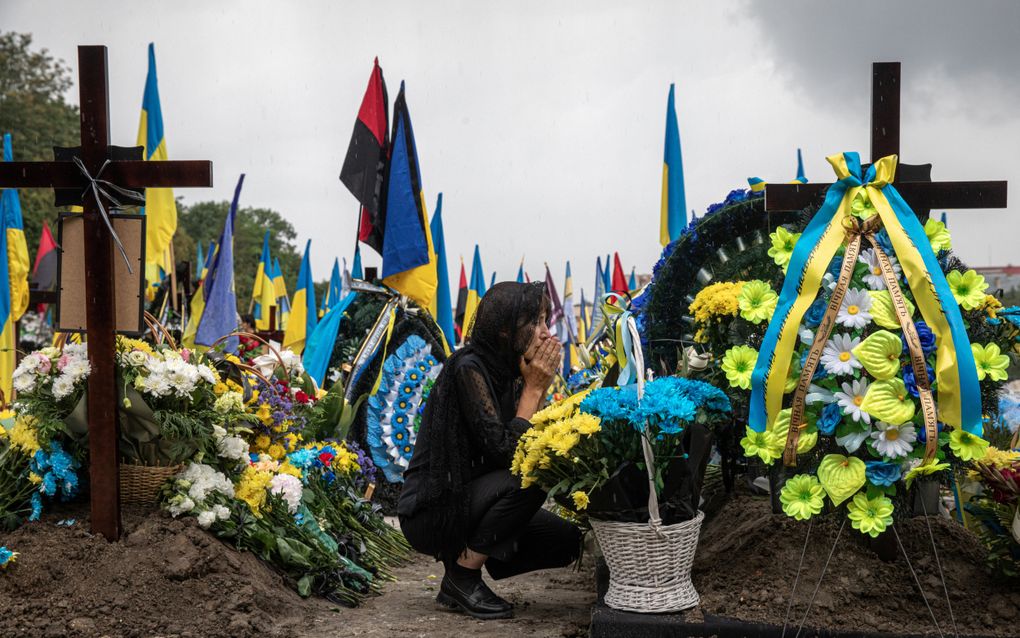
xmin=520 ymin=337 xmax=562 ymax=391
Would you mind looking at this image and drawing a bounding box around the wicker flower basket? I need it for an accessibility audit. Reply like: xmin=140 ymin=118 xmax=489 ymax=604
xmin=119 ymin=462 xmax=181 ymax=504
xmin=591 ymin=510 xmax=704 ymax=613
xmin=590 ymin=316 xmax=705 ymax=614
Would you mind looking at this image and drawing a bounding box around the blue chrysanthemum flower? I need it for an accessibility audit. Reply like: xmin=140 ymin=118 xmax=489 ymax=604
xmin=30 ymin=492 xmax=42 ymax=522
xmin=874 ymin=229 xmax=895 ymax=256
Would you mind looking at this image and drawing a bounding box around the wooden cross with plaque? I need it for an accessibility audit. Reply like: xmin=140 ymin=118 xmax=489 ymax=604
xmin=0 ymin=45 xmax=213 ymax=540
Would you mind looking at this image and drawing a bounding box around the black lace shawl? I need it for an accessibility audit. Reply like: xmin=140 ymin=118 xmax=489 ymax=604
xmin=400 ymin=282 xmax=549 ymax=557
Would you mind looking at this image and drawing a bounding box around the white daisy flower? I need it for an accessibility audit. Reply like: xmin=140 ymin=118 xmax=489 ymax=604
xmin=858 ymin=248 xmax=902 ymax=290
xmin=870 ymin=421 xmax=917 ymax=459
xmin=834 ymin=378 xmax=871 ymax=423
xmin=836 ymin=423 xmax=873 ymax=453
xmin=836 ymin=288 xmax=873 ymax=329
xmin=806 ymin=383 xmax=835 ymax=405
xmin=820 ymin=334 xmax=862 ymax=376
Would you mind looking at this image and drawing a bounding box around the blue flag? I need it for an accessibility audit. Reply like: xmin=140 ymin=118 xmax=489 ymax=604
xmin=197 ymin=174 xmax=244 ymax=349
xmin=429 ymin=193 xmax=456 ymax=352
xmin=304 ymin=292 xmax=358 ymax=386
xmin=516 ymin=260 xmax=525 ymax=284
xmin=795 ymin=148 xmax=807 ymax=183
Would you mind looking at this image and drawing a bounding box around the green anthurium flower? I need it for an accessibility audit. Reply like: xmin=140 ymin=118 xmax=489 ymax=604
xmin=770 ymin=408 xmax=818 ymax=455
xmin=850 ymin=191 xmax=877 ymax=219
xmin=867 ymin=290 xmax=915 ymax=330
xmin=740 ymin=426 xmax=781 ymax=464
xmin=949 ymin=429 xmax=989 ymax=462
xmin=722 ymin=345 xmax=758 ymax=390
xmin=847 ymin=492 xmax=894 ymax=538
xmin=780 ymin=474 xmax=825 ymax=521
xmin=946 ymin=270 xmax=989 ymax=310
xmin=768 ymin=227 xmax=800 ymax=269
xmin=971 ymin=343 xmax=1010 ymax=382
xmin=817 ymin=454 xmax=867 ymax=506
xmin=924 ymin=218 xmax=952 ymax=253
xmin=904 ymin=459 xmax=950 ymax=488
xmin=852 ymin=330 xmax=903 ymax=380
xmin=738 ymin=280 xmax=778 ymax=324
xmin=859 ymin=378 xmax=916 ymax=424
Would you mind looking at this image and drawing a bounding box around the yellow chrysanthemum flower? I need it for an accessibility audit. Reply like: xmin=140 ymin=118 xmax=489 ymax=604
xmin=572 ymin=491 xmax=589 ymax=511
xmin=235 ymin=467 xmax=273 ymax=516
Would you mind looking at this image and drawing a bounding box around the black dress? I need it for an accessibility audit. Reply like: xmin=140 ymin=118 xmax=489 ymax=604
xmin=397 ymin=351 xmax=580 ymax=580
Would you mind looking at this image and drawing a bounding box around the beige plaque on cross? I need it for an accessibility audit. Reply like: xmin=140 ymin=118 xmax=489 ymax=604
xmin=56 ymin=213 xmax=147 ymax=335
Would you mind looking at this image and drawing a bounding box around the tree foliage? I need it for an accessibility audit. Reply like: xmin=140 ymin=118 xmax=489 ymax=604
xmin=0 ymin=32 xmax=81 ymax=255
xmin=177 ymin=200 xmax=305 ymax=312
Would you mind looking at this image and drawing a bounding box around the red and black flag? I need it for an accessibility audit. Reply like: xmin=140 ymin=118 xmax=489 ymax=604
xmin=340 ymin=57 xmax=389 ymax=254
xmin=31 ymin=221 xmax=58 ymax=293
xmin=454 ymin=257 xmax=468 ymax=341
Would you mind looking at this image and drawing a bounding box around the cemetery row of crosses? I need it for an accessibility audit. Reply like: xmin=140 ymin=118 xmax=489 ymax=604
xmin=1 ymin=44 xmax=1020 ymax=636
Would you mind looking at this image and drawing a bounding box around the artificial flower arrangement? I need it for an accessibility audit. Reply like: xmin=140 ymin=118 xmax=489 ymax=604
xmin=512 ymin=376 xmax=731 ymax=523
xmin=732 ymin=155 xmax=1016 ymax=538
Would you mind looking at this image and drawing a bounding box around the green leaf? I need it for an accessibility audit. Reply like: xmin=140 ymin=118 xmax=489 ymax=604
xmin=297 ymin=575 xmax=313 ymax=597
xmin=868 ymin=290 xmax=915 ymax=330
xmin=852 ymin=330 xmax=903 ymax=380
xmin=860 ymin=378 xmax=916 ymax=424
xmin=817 ymin=454 xmax=866 ymax=506
xmin=276 ymin=537 xmax=314 ymax=568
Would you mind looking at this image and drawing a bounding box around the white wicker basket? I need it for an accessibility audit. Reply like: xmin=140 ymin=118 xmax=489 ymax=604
xmin=591 ymin=316 xmax=704 ymax=614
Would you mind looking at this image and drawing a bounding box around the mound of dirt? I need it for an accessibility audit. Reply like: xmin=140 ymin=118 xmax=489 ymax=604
xmin=691 ymin=494 xmax=1020 ymax=636
xmin=0 ymin=504 xmax=317 ymax=638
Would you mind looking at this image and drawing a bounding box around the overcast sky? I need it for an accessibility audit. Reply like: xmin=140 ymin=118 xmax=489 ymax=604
xmin=3 ymin=0 xmax=1019 ymax=298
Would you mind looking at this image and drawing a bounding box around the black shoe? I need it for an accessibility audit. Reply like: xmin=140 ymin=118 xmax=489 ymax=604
xmin=436 ymin=575 xmax=514 ymax=620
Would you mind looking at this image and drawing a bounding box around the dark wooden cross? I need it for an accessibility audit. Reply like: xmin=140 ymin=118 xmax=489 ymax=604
xmin=0 ymin=46 xmax=212 ymax=540
xmin=765 ymin=62 xmax=1007 ymax=215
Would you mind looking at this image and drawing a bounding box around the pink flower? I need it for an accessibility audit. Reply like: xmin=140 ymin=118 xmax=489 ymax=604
xmin=57 ymin=354 xmax=70 ymax=371
xmin=36 ymin=355 xmax=51 ymax=375
xmin=180 ymin=348 xmax=191 ymax=362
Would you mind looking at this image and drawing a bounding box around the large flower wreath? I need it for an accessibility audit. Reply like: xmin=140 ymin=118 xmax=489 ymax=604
xmin=738 ymin=153 xmax=1015 ymax=537
xmin=365 ymin=334 xmax=441 ymax=482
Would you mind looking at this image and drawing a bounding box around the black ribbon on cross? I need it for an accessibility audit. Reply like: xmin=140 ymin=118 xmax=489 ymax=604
xmin=69 ymin=155 xmax=143 ymax=273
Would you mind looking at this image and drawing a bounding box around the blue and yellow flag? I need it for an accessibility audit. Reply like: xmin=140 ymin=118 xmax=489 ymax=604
xmin=462 ymin=244 xmax=486 ymax=336
xmin=660 ymin=83 xmax=687 ymax=247
xmin=381 ymin=82 xmax=437 ymax=308
xmin=200 ymin=240 xmax=215 ymax=281
xmin=1 ymin=134 xmax=29 ymax=322
xmin=196 ymin=175 xmax=243 ymax=350
xmin=283 ymin=240 xmax=317 ymax=354
xmin=352 ymin=243 xmax=364 ymax=280
xmin=0 ymin=165 xmax=15 ymax=399
xmin=590 ymin=256 xmax=606 ymax=334
xmin=272 ymin=257 xmax=290 ymax=331
xmin=137 ymin=43 xmax=178 ymax=296
xmin=252 ymin=231 xmax=276 ymax=330
xmin=428 ymin=193 xmax=455 ymax=352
